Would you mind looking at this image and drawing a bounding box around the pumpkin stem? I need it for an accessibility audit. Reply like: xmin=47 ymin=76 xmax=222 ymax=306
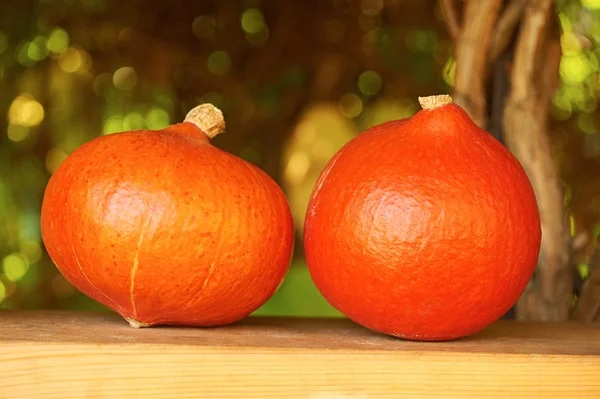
xmin=184 ymin=104 xmax=226 ymax=139
xmin=418 ymin=95 xmax=453 ymax=111
xmin=125 ymin=317 xmax=150 ymax=328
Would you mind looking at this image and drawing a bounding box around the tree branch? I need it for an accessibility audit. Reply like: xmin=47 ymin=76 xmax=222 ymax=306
xmin=489 ymin=0 xmax=527 ymax=64
xmin=487 ymin=50 xmax=512 ymax=143
xmin=452 ymin=0 xmax=503 ymax=128
xmin=503 ymin=0 xmax=572 ymax=321
xmin=509 ymin=0 xmax=556 ymax=101
xmin=572 ymin=245 xmax=600 ymax=321
xmin=440 ymin=0 xmax=461 ymax=41
xmin=538 ymin=16 xmax=562 ymax=105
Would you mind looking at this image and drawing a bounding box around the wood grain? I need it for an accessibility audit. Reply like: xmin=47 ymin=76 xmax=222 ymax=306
xmin=1 ymin=311 xmax=599 ymax=398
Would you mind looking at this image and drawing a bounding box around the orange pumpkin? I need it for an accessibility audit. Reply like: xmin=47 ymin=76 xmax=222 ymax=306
xmin=41 ymin=104 xmax=294 ymax=328
xmin=304 ymin=95 xmax=541 ymax=341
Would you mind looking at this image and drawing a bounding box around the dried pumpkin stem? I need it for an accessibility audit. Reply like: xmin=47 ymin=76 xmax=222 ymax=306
xmin=125 ymin=318 xmax=150 ymax=328
xmin=418 ymin=95 xmax=453 ymax=111
xmin=184 ymin=104 xmax=226 ymax=139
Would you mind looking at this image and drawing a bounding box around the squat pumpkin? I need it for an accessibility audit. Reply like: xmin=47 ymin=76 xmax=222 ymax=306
xmin=41 ymin=104 xmax=294 ymax=328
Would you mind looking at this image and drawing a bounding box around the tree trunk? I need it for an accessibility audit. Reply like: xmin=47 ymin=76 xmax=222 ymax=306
xmin=440 ymin=0 xmax=572 ymax=320
xmin=572 ymin=246 xmax=600 ymax=321
xmin=452 ymin=0 xmax=502 ymax=128
xmin=503 ymin=0 xmax=572 ymax=321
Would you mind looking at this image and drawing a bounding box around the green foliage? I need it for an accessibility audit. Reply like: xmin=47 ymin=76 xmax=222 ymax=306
xmin=554 ymin=0 xmax=600 ymax=123
xmin=253 ymin=262 xmax=343 ymax=318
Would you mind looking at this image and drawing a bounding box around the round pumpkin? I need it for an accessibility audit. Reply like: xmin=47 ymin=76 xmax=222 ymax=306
xmin=304 ymin=95 xmax=541 ymax=341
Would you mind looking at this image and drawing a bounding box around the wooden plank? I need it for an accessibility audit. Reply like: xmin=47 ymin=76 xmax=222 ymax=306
xmin=1 ymin=311 xmax=599 ymax=398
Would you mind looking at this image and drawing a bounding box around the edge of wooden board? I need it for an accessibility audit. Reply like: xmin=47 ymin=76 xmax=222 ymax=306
xmin=3 ymin=340 xmax=600 ymax=399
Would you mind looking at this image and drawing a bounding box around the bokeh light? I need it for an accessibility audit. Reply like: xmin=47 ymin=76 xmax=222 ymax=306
xmin=285 ymin=152 xmax=311 ymax=185
xmin=58 ymin=47 xmax=91 ymax=73
xmin=47 ymin=28 xmax=69 ymax=54
xmin=561 ymin=53 xmax=597 ymax=84
xmin=2 ymin=253 xmax=29 ymax=282
xmin=6 ymin=125 xmax=29 ymax=142
xmin=113 ymin=66 xmax=138 ymax=90
xmin=146 ymin=107 xmax=170 ymax=130
xmin=338 ymin=93 xmax=363 ymax=118
xmin=103 ymin=115 xmax=124 ymax=135
xmin=20 ymin=240 xmax=42 ymax=264
xmin=123 ymin=112 xmax=145 ymax=131
xmin=241 ymin=9 xmax=266 ymax=34
xmin=192 ymin=15 xmax=216 ymax=40
xmin=358 ymin=70 xmax=382 ymax=96
xmin=207 ymin=51 xmax=231 ymax=75
xmin=27 ymin=37 xmax=49 ymax=62
xmin=8 ymin=94 xmax=44 ymax=128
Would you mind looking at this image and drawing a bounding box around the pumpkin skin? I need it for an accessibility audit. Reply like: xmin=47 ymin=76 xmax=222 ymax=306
xmin=304 ymin=95 xmax=541 ymax=341
xmin=41 ymin=105 xmax=294 ymax=328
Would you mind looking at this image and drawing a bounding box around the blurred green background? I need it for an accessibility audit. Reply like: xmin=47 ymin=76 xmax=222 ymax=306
xmin=1 ymin=0 xmax=599 ymax=317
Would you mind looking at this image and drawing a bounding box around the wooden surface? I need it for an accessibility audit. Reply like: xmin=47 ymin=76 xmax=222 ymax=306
xmin=1 ymin=311 xmax=599 ymax=398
